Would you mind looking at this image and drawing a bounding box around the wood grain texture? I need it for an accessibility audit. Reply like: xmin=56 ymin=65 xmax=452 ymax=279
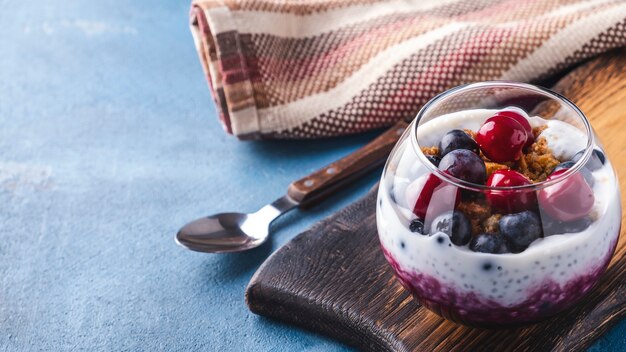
xmin=288 ymin=120 xmax=408 ymax=207
xmin=246 ymin=50 xmax=626 ymax=352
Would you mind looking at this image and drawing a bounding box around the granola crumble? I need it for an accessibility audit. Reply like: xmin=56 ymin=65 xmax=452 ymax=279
xmin=457 ymin=199 xmax=492 ymax=235
xmin=421 ymin=146 xmax=440 ymax=156
xmin=482 ymin=214 xmax=502 ymax=233
xmin=532 ymin=125 xmax=548 ymax=137
xmin=485 ymin=161 xmax=509 ymax=177
xmin=517 ymin=137 xmax=560 ymax=182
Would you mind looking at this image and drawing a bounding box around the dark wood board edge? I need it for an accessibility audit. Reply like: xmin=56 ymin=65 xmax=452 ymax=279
xmin=247 ymin=189 xmax=402 ymax=352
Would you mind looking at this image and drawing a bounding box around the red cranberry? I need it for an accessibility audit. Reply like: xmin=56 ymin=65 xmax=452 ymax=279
xmin=476 ymin=115 xmax=528 ymax=162
xmin=496 ymin=110 xmax=534 ymax=148
xmin=486 ymin=170 xmax=536 ymax=213
xmin=538 ymin=169 xmax=595 ymax=222
xmin=412 ymin=174 xmax=460 ymax=221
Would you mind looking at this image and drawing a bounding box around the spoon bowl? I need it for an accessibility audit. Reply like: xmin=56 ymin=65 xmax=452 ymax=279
xmin=175 ymin=196 xmax=298 ymax=253
xmin=176 ymin=213 xmax=264 ymax=253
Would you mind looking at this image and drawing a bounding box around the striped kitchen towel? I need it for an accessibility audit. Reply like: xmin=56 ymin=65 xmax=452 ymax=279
xmin=190 ymin=0 xmax=626 ymax=140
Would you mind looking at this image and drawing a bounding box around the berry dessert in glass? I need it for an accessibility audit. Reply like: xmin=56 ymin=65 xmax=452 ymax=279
xmin=376 ymin=82 xmax=621 ymax=327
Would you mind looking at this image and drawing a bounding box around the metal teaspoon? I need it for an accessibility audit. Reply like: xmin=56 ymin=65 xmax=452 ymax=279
xmin=175 ymin=121 xmax=408 ymax=253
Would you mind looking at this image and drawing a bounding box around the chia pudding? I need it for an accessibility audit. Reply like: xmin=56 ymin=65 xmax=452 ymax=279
xmin=377 ymin=107 xmax=621 ymax=326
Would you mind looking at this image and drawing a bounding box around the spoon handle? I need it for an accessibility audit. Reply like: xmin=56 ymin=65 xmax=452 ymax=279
xmin=287 ymin=120 xmax=409 ymax=207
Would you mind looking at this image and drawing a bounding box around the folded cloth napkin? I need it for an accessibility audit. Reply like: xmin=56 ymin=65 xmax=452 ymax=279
xmin=190 ymin=0 xmax=626 ymax=140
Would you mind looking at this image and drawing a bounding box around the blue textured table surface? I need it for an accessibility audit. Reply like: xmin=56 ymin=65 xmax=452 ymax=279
xmin=1 ymin=1 xmax=625 ymax=351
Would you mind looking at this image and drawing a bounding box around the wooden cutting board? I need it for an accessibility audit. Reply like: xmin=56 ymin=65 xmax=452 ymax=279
xmin=246 ymin=50 xmax=626 ymax=351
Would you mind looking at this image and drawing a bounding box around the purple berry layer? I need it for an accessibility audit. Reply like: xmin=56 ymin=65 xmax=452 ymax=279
xmin=381 ymin=236 xmax=618 ymax=327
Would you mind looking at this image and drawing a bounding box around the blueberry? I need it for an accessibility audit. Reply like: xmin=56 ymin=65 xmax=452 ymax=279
xmin=439 ymin=129 xmax=479 ymax=157
xmin=553 ymin=161 xmax=575 ymax=171
xmin=561 ymin=217 xmax=593 ymax=233
xmin=429 ymin=210 xmax=471 ymax=245
xmin=469 ymin=233 xmax=510 ymax=254
xmin=542 ymin=217 xmax=558 ymax=237
xmin=438 ymin=149 xmax=487 ymax=184
xmin=499 ymin=211 xmax=542 ymax=251
xmin=426 ymin=155 xmax=441 ymax=167
xmin=571 ymin=149 xmax=605 ymax=171
xmin=543 ymin=216 xmax=592 ymax=236
xmin=409 ymin=219 xmax=425 ymax=234
xmin=552 ymin=161 xmax=594 ymax=187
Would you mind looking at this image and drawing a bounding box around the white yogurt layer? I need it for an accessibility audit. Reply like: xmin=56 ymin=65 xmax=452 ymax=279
xmin=530 ymin=116 xmax=588 ymax=160
xmin=377 ymin=108 xmax=621 ymax=306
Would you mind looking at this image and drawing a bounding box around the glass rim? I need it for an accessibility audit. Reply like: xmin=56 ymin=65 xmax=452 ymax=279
xmin=409 ymin=81 xmax=595 ymax=192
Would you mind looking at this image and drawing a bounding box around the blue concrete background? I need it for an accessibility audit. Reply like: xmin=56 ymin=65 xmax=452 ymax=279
xmin=0 ymin=1 xmax=624 ymax=351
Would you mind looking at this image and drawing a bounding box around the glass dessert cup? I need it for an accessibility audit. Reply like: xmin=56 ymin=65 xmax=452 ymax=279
xmin=376 ymin=82 xmax=621 ymax=327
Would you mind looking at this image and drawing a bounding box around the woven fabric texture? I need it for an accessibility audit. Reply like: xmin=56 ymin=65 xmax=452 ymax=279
xmin=190 ymin=0 xmax=626 ymax=140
